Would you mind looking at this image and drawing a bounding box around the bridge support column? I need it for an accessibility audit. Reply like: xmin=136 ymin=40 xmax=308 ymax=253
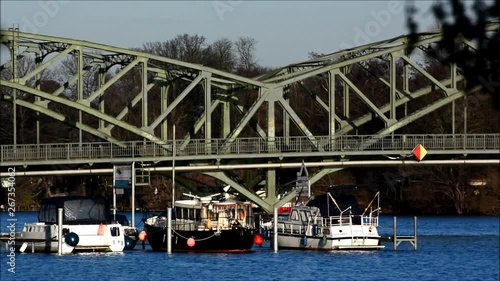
xmin=328 ymin=70 xmax=337 ymax=147
xmin=266 ymin=168 xmax=276 ymax=204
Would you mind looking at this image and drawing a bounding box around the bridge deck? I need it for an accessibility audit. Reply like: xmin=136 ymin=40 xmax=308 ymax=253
xmin=1 ymin=134 xmax=498 ymax=166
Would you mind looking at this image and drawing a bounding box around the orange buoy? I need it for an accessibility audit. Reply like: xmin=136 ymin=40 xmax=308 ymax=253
xmin=138 ymin=231 xmax=148 ymax=241
xmin=253 ymin=234 xmax=263 ymax=246
xmin=187 ymin=237 xmax=195 ymax=247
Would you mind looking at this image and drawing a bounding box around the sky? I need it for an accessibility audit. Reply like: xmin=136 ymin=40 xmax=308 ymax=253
xmin=0 ymin=1 xmax=436 ymax=68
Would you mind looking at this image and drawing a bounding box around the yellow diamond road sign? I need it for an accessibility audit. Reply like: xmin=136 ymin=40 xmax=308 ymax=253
xmin=412 ymin=144 xmax=427 ymax=161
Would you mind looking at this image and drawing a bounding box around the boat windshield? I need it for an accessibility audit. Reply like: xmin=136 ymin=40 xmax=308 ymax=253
xmin=38 ymin=197 xmax=109 ymax=224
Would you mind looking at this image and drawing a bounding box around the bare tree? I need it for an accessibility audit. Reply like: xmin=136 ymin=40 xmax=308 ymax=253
xmin=235 ymin=37 xmax=258 ymax=74
xmin=205 ymin=38 xmax=236 ymax=72
xmin=143 ymin=33 xmax=208 ymax=64
xmin=407 ymin=0 xmax=500 ymax=109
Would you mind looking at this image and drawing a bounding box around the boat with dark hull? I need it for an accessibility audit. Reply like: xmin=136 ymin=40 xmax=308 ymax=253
xmin=143 ymin=193 xmax=256 ymax=252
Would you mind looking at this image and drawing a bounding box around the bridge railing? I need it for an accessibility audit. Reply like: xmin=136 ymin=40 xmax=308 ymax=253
xmin=1 ymin=134 xmax=499 ymax=163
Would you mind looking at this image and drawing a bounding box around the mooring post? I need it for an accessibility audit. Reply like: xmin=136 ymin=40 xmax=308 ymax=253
xmin=273 ymin=207 xmax=278 ymax=253
xmin=167 ymin=207 xmax=172 ymax=254
xmin=393 ymin=216 xmax=397 ymax=251
xmin=414 ymin=216 xmax=418 ymax=251
xmin=57 ymin=208 xmax=63 ymax=255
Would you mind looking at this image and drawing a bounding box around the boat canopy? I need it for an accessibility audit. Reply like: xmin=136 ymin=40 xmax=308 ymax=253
xmin=306 ymin=194 xmax=362 ymax=217
xmin=175 ymin=199 xmax=202 ymax=209
xmin=38 ymin=196 xmax=109 ymax=224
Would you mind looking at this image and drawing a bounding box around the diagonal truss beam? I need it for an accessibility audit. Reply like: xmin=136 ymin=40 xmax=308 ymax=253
xmin=336 ymin=76 xmax=465 ymax=135
xmin=149 ymin=72 xmax=208 ymax=131
xmin=298 ymin=81 xmax=343 ymax=124
xmin=17 ymin=46 xmax=76 ymax=85
xmin=401 ymin=55 xmax=455 ymax=96
xmin=6 ymin=98 xmax=122 ymax=144
xmin=1 ymin=80 xmax=165 ymax=144
xmin=219 ymin=88 xmax=272 ymax=151
xmin=231 ymin=100 xmax=267 ymax=139
xmin=337 ymin=71 xmax=392 ymax=126
xmin=179 ymin=100 xmax=220 ymax=150
xmin=276 ymin=94 xmax=321 ymax=151
xmin=84 ymin=58 xmax=143 ymax=104
xmin=104 ymin=83 xmax=155 ymax=134
xmin=378 ymin=87 xmax=479 ymax=135
xmin=203 ymin=171 xmax=271 ymax=212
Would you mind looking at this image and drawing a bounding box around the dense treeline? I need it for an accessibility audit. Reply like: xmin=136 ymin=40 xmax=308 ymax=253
xmin=0 ymin=29 xmax=498 ymax=215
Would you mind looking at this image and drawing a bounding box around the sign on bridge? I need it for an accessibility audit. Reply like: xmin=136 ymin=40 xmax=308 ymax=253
xmin=113 ymin=164 xmax=132 ymax=187
xmin=296 ymin=161 xmax=310 ymax=198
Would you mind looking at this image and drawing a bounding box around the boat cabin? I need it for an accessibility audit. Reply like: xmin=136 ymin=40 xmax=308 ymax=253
xmin=282 ymin=206 xmax=321 ymax=224
xmin=173 ymin=199 xmax=253 ymax=231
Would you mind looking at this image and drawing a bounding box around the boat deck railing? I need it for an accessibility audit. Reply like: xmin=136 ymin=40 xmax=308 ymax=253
xmin=277 ymin=214 xmax=380 ymax=235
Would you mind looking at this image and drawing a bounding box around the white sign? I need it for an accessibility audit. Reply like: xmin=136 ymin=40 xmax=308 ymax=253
xmin=113 ymin=165 xmax=132 ymax=187
xmin=295 ymin=161 xmax=310 ymax=197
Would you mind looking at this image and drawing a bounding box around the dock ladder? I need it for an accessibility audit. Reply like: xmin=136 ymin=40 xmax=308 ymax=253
xmin=393 ymin=216 xmax=417 ymax=250
xmin=135 ymin=162 xmax=151 ymax=186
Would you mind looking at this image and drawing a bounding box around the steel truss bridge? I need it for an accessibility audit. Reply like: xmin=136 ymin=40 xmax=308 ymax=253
xmin=1 ymin=23 xmax=499 ymax=213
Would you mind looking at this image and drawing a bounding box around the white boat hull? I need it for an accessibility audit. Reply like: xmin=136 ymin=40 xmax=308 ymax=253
xmin=15 ymin=223 xmax=125 ymax=254
xmin=276 ymin=225 xmax=383 ymax=250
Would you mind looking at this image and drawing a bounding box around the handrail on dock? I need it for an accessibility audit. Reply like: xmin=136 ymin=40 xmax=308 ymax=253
xmin=393 ymin=216 xmax=417 ymax=251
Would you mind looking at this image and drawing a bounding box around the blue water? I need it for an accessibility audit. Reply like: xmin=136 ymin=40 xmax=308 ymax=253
xmin=1 ymin=212 xmax=499 ymax=281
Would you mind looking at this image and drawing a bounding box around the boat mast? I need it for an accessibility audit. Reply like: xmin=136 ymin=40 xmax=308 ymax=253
xmin=172 ymin=125 xmax=176 ymax=209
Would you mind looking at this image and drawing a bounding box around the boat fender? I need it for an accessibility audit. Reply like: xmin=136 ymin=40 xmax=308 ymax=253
xmin=301 ymin=235 xmax=307 ymax=246
xmin=65 ymin=232 xmax=79 ymax=247
xmin=369 ymin=226 xmax=373 ymax=233
xmin=253 ymin=234 xmax=264 ymax=246
xmin=321 ymin=235 xmax=328 ymax=246
xmin=187 ymin=237 xmax=195 ymax=247
xmin=124 ymin=236 xmax=137 ymax=250
xmin=138 ymin=231 xmax=148 ymax=241
xmin=312 ymin=224 xmax=319 ymax=236
xmin=97 ymin=223 xmax=105 ymax=235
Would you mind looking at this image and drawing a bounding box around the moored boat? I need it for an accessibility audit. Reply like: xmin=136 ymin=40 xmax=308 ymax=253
xmin=110 ymin=213 xmax=138 ymax=250
xmin=2 ymin=196 xmax=126 ymax=254
xmin=143 ymin=193 xmax=257 ymax=252
xmin=273 ymin=192 xmax=384 ymax=250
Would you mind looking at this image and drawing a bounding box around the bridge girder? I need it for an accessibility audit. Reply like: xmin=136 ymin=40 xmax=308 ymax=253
xmin=1 ymin=23 xmax=499 ymax=203
xmin=2 ymin=24 xmax=498 ymax=147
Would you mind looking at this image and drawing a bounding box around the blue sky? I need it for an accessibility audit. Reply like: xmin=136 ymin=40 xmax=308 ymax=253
xmin=1 ymin=1 xmax=436 ymax=67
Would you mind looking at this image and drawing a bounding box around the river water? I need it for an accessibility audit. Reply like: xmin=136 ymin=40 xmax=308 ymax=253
xmin=1 ymin=212 xmax=498 ymax=281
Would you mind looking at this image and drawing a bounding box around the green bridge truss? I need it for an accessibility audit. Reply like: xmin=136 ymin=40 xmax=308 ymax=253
xmin=1 ymin=22 xmax=499 ymax=213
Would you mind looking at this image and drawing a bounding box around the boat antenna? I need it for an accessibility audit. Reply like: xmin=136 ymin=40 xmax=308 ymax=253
xmin=327 ymin=192 xmax=342 ymax=213
xmin=362 ymin=191 xmax=380 ymax=216
xmin=172 ymin=125 xmax=176 ymax=209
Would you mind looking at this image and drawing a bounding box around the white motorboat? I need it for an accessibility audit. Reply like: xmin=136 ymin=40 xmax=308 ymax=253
xmin=9 ymin=196 xmax=126 ymax=254
xmin=273 ymin=192 xmax=384 ymax=250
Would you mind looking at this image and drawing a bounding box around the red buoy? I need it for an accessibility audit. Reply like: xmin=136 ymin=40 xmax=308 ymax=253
xmin=138 ymin=231 xmax=147 ymax=241
xmin=253 ymin=234 xmax=263 ymax=246
xmin=187 ymin=237 xmax=195 ymax=247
